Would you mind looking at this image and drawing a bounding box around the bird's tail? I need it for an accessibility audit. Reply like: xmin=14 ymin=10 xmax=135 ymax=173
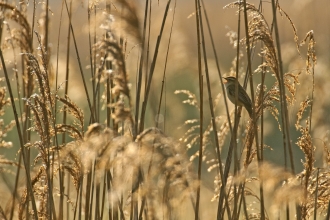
xmin=245 ymin=104 xmax=253 ymax=118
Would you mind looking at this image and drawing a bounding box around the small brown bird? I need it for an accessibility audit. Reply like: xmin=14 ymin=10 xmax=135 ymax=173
xmin=223 ymin=76 xmax=253 ymax=117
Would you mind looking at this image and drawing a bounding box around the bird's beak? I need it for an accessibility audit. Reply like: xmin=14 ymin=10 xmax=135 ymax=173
xmin=222 ymin=77 xmax=228 ymax=83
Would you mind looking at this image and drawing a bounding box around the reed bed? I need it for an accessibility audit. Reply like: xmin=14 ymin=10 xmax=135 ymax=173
xmin=0 ymin=0 xmax=328 ymax=219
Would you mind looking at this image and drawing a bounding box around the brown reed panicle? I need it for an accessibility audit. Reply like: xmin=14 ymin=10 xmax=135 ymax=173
xmin=25 ymin=53 xmax=54 ymax=147
xmin=0 ymin=2 xmax=32 ymax=52
xmin=56 ymin=95 xmax=84 ymax=136
xmin=291 ymin=30 xmax=317 ymax=219
xmin=136 ymin=127 xmax=197 ymax=217
xmin=224 ymin=2 xmax=279 ymax=79
xmin=17 ymin=32 xmax=86 ymax=219
xmin=244 ymin=72 xmax=300 ymax=168
xmin=225 ymin=1 xmax=301 ymax=106
xmin=0 ymin=84 xmax=21 ymax=217
xmin=288 ymin=167 xmax=330 ymax=219
xmin=108 ymin=0 xmax=142 ymax=43
xmin=219 ymin=172 xmax=266 ymax=218
xmin=0 ymin=85 xmax=16 ymax=166
xmin=303 ymin=168 xmax=330 ymax=218
xmin=18 ymin=56 xmax=54 ymax=219
xmin=223 ymin=2 xmax=302 ymax=170
xmin=323 ymin=132 xmax=330 ymax=167
xmin=0 ymin=2 xmax=35 ymax=105
xmin=18 ymin=166 xmax=44 ymax=219
xmin=190 ymin=122 xmax=214 ymax=164
xmin=174 ymin=90 xmax=200 ymax=110
xmin=289 ymin=45 xmax=314 ymax=220
xmin=271 ymin=177 xmax=303 ymax=213
xmin=175 ymin=89 xmax=232 ymax=162
xmin=222 ymin=3 xmax=320 ymax=218
xmin=230 ymin=162 xmax=303 ymax=219
xmin=95 ymin=13 xmax=134 ymax=128
xmin=300 ymin=31 xmax=316 ymax=76
xmin=97 ymin=28 xmax=130 ymax=99
xmin=60 ymin=140 xmax=83 ymax=191
xmin=24 ymin=93 xmax=85 ymax=217
xmin=225 ymin=2 xmax=298 ymax=82
xmin=61 ymin=123 xmax=196 ymax=219
xmin=175 ymin=89 xmax=239 ymax=209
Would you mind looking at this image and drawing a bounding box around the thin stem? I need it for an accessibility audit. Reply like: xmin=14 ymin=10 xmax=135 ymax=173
xmin=0 ymin=49 xmax=38 ymax=220
xmin=313 ymin=168 xmax=320 ymax=220
xmin=200 ymin=0 xmax=233 ymax=134
xmin=139 ymin=0 xmax=172 ymax=133
xmin=134 ymin=0 xmax=150 ymax=139
xmin=198 ymin=2 xmax=235 ymax=218
xmin=55 ymin=0 xmax=67 ymax=218
xmin=194 ymin=0 xmax=203 ymax=218
xmin=232 ymin=5 xmax=242 ymax=219
xmin=271 ymin=0 xmax=295 ymax=174
xmin=156 ymin=0 xmax=176 ymax=129
xmin=64 ymin=0 xmax=95 ymax=123
xmin=199 ymin=0 xmax=231 ymax=218
xmin=88 ymin=1 xmax=96 ymax=123
xmin=242 ymin=0 xmax=264 ymax=219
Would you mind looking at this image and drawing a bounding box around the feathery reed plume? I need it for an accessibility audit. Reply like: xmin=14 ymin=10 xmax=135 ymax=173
xmin=0 ymin=85 xmax=16 ymax=173
xmin=244 ymin=72 xmax=300 ymax=167
xmin=224 ymin=2 xmax=301 ymax=169
xmin=300 ymin=31 xmax=317 ymax=76
xmin=18 ymin=166 xmax=44 ymax=219
xmin=0 ymin=2 xmax=32 ymax=52
xmin=302 ymin=168 xmax=330 ymax=218
xmin=298 ymin=169 xmax=313 ymax=220
xmin=109 ymin=0 xmax=142 ymax=43
xmin=175 ymin=89 xmax=231 ymax=165
xmin=0 ymin=2 xmax=35 ymax=105
xmin=60 ymin=123 xmax=197 ymax=219
xmin=225 ymin=2 xmax=280 ymax=79
xmin=95 ymin=13 xmax=134 ymax=131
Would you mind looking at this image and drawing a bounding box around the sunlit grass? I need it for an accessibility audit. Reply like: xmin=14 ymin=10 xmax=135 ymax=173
xmin=0 ymin=0 xmax=328 ymax=219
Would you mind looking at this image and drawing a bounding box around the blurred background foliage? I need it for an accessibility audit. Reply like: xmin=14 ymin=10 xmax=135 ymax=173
xmin=0 ymin=0 xmax=329 ymax=219
xmin=0 ymin=0 xmax=329 ymax=182
xmin=12 ymin=0 xmax=326 ymax=171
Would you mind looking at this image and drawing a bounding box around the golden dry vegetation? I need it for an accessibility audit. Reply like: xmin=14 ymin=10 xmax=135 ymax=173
xmin=0 ymin=0 xmax=329 ymax=219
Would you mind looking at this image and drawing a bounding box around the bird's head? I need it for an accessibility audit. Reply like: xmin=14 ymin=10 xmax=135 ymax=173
xmin=222 ymin=76 xmax=237 ymax=84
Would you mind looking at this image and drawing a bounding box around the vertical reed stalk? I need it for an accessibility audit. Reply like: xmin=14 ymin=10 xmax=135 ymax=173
xmin=64 ymin=0 xmax=95 ymax=122
xmin=199 ymin=3 xmax=235 ymax=217
xmin=0 ymin=49 xmax=38 ymax=220
xmin=55 ymin=0 xmax=68 ymax=218
xmin=271 ymin=0 xmax=295 ymax=174
xmin=134 ymin=0 xmax=150 ymax=138
xmin=193 ymin=0 xmax=203 ymax=219
xmin=138 ymin=0 xmax=171 ymax=133
xmin=231 ymin=5 xmax=242 ymax=219
xmin=156 ymin=0 xmax=176 ymax=129
xmin=242 ymin=0 xmax=264 ymax=218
